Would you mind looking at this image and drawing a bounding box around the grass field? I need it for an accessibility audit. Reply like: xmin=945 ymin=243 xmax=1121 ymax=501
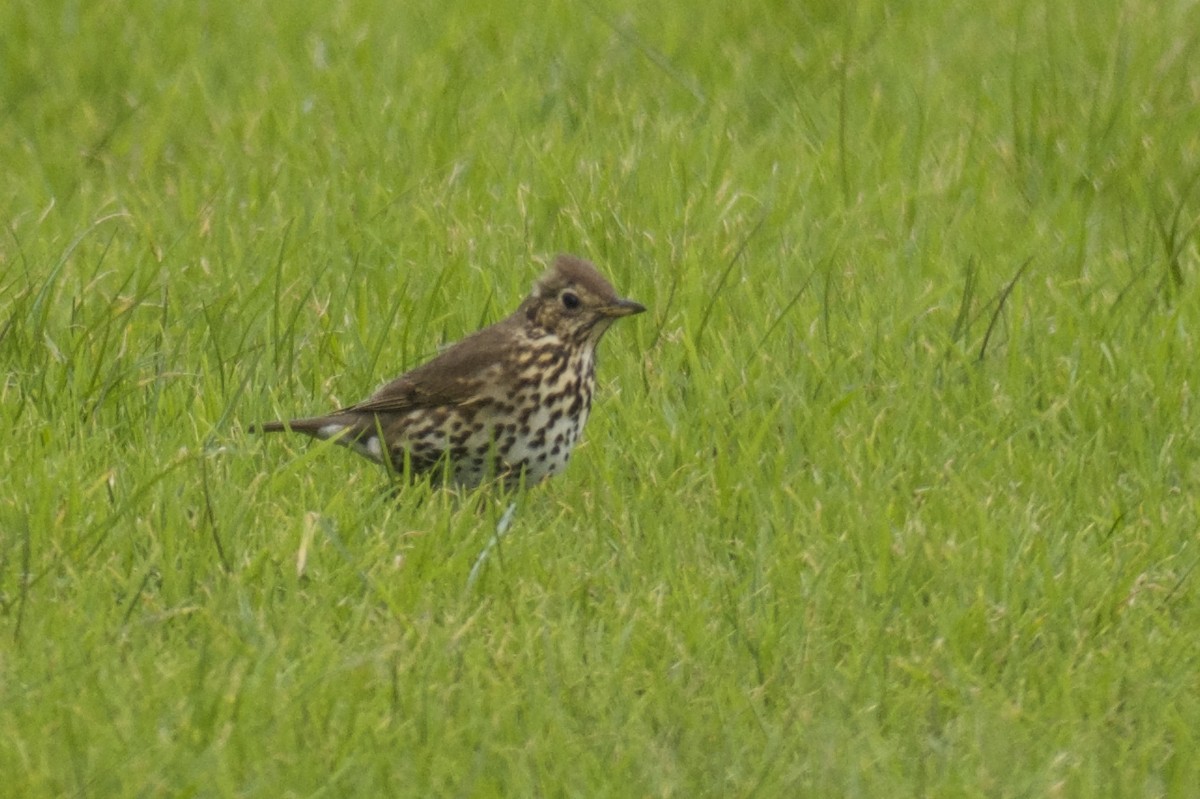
xmin=3 ymin=0 xmax=1199 ymax=795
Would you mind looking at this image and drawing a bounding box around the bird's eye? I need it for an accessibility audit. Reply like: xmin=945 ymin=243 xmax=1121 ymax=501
xmin=561 ymin=291 xmax=581 ymax=310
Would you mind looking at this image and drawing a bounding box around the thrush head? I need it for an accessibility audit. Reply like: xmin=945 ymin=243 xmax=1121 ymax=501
xmin=520 ymin=254 xmax=647 ymax=346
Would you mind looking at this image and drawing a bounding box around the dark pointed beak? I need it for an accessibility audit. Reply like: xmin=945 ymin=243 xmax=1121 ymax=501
xmin=604 ymin=298 xmax=647 ymax=318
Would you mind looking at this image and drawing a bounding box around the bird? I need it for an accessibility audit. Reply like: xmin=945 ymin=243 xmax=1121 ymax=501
xmin=252 ymin=254 xmax=645 ymax=488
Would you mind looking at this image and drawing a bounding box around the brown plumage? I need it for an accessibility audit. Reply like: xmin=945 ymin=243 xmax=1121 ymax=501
xmin=252 ymin=254 xmax=645 ymax=487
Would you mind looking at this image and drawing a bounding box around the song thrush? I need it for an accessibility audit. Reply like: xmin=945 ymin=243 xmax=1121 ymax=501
xmin=252 ymin=254 xmax=645 ymax=488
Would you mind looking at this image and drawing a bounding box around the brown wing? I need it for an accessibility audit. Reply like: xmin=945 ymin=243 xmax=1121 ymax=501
xmin=342 ymin=317 xmax=520 ymax=415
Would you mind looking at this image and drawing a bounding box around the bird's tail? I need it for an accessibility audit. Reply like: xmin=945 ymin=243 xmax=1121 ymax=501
xmin=251 ymin=415 xmax=383 ymax=463
xmin=248 ymin=417 xmax=332 ymax=435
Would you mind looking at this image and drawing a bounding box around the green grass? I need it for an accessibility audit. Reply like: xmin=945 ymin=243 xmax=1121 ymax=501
xmin=3 ymin=0 xmax=1199 ymax=795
